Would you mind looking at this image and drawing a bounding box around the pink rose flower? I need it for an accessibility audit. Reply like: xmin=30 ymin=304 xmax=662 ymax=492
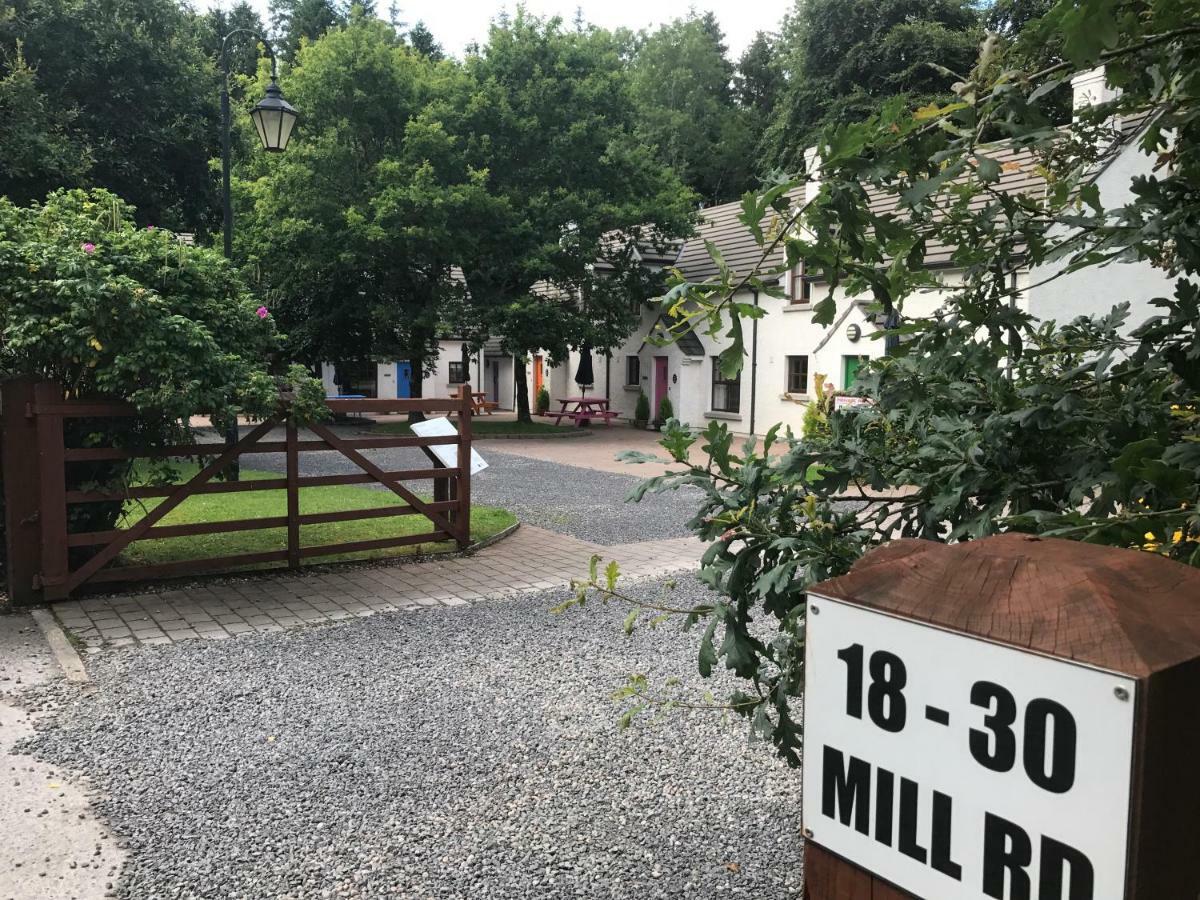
xmin=256 ymin=306 xmax=270 ymax=319
xmin=82 ymin=242 xmax=95 ymax=254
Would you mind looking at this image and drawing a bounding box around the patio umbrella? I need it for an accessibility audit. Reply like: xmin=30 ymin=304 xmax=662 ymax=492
xmin=574 ymin=342 xmax=594 ymax=396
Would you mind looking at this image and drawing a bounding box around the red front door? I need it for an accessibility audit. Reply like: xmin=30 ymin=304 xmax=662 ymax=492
xmin=654 ymin=356 xmax=668 ymax=412
xmin=532 ymin=354 xmax=544 ymax=407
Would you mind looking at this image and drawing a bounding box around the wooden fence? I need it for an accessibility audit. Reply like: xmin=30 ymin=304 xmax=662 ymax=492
xmin=1 ymin=378 xmax=474 ymax=603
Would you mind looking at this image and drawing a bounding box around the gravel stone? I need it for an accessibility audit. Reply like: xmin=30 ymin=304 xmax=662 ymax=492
xmin=20 ymin=576 xmax=803 ymax=899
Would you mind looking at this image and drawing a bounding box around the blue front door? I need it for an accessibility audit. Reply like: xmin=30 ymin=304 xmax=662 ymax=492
xmin=396 ymin=361 xmax=412 ymax=398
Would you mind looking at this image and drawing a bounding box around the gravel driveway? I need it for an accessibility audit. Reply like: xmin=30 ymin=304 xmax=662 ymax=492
xmin=23 ymin=576 xmax=802 ymax=899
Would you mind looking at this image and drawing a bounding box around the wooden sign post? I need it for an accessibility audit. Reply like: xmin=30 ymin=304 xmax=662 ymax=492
xmin=801 ymin=534 xmax=1200 ymax=900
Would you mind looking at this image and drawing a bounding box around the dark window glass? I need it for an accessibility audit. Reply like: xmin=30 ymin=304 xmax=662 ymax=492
xmin=791 ymin=263 xmax=812 ymax=304
xmin=711 ymin=356 xmax=741 ymax=413
xmin=787 ymin=355 xmax=809 ymax=393
xmin=448 ymin=361 xmax=466 ymax=384
xmin=626 ymin=355 xmax=640 ymax=386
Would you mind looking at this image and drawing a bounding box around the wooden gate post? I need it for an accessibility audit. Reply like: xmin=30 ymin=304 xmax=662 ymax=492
xmin=2 ymin=378 xmax=44 ymax=604
xmin=285 ymin=411 xmax=300 ymax=570
xmin=801 ymin=534 xmax=1200 ymax=900
xmin=456 ymin=383 xmax=472 ymax=549
xmin=32 ymin=382 xmax=70 ymax=600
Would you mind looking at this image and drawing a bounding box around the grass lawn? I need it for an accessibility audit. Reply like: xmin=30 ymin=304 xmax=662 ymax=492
xmin=115 ymin=465 xmax=516 ymax=570
xmin=373 ymin=418 xmax=584 ymax=438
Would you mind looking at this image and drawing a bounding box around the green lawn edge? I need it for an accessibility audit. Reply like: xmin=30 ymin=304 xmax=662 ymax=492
xmin=114 ymin=465 xmax=516 ymax=571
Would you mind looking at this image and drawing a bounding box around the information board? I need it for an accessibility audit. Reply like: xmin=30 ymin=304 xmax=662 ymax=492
xmin=409 ymin=416 xmax=489 ymax=475
xmin=802 ymin=594 xmax=1137 ymax=900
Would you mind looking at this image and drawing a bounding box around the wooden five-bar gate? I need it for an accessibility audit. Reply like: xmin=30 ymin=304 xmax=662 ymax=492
xmin=1 ymin=378 xmax=475 ymax=603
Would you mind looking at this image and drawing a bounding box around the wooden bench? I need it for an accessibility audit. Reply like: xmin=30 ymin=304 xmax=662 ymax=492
xmin=567 ymin=409 xmax=621 ymax=426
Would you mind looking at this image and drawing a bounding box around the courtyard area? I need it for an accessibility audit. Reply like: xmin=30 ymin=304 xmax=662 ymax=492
xmin=1 ymin=431 xmax=804 ymax=899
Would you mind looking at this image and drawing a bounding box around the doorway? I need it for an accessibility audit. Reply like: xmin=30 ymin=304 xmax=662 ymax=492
xmin=485 ymin=357 xmax=501 ymax=404
xmin=532 ymin=354 xmax=544 ymax=406
xmin=396 ymin=361 xmax=412 ymax=399
xmin=654 ymin=356 xmax=669 ymax=412
xmin=842 ymin=355 xmax=869 ymax=391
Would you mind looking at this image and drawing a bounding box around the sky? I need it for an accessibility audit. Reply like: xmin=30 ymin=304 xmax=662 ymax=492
xmin=199 ymin=0 xmax=793 ymax=59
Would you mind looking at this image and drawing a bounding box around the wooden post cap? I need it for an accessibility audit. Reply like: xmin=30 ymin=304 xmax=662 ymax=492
xmin=811 ymin=533 xmax=1200 ymax=677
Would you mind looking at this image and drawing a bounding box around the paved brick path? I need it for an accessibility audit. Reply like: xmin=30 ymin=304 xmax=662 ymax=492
xmin=51 ymin=525 xmax=704 ymax=649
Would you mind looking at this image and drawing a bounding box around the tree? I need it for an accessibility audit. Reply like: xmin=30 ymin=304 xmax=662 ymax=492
xmin=0 ymin=44 xmax=90 ymax=206
xmin=0 ymin=0 xmax=220 ymax=232
xmin=449 ymin=12 xmax=696 ymax=421
xmin=236 ymin=14 xmax=487 ymax=397
xmin=270 ymin=0 xmax=344 ymax=60
xmin=407 ymin=20 xmax=443 ymax=61
xmin=568 ymin=0 xmax=1200 ymax=765
xmin=628 ymin=11 xmax=753 ymax=204
xmin=762 ymin=0 xmax=982 ymax=170
xmin=735 ymin=31 xmax=784 ymax=173
xmin=203 ymin=2 xmax=270 ymax=82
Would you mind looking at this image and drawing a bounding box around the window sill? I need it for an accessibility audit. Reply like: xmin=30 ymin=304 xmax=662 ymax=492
xmin=622 ymin=384 xmax=642 ymax=392
xmin=783 ymin=303 xmax=813 ymax=313
xmin=705 ymin=410 xmax=742 ymax=421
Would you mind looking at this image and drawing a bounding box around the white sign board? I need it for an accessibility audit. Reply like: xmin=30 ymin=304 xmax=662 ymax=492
xmin=409 ymin=417 xmax=489 ymax=476
xmin=802 ymin=595 xmax=1136 ymax=900
xmin=833 ymin=395 xmax=873 ymax=410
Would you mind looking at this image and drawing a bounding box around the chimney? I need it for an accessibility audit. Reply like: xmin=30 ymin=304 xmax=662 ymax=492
xmin=1071 ymin=66 xmax=1121 ymax=120
xmin=803 ymin=146 xmax=822 ymax=204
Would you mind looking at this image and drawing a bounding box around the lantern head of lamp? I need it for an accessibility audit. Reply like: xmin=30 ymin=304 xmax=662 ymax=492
xmin=250 ymin=79 xmax=298 ymax=153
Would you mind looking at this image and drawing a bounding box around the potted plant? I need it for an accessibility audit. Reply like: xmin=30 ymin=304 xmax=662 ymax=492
xmin=536 ymin=386 xmax=550 ymax=416
xmin=656 ymin=395 xmax=674 ymax=430
xmin=634 ymin=389 xmax=650 ymax=429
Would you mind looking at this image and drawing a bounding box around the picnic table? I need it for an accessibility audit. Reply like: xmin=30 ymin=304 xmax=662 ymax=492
xmin=544 ymin=396 xmax=620 ymax=427
xmin=458 ymin=388 xmax=498 ymax=415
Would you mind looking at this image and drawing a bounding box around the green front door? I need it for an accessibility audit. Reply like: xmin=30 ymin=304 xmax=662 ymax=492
xmin=843 ymin=355 xmax=869 ymax=389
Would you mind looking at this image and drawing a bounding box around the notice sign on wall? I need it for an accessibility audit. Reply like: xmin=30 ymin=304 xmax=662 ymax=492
xmin=802 ymin=595 xmax=1137 ymax=900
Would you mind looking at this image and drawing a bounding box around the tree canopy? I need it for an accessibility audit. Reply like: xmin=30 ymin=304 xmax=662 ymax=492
xmin=0 ymin=0 xmax=220 ymax=231
xmin=627 ymin=11 xmax=754 ymax=204
xmin=762 ymin=0 xmax=984 ymax=170
xmin=236 ymin=13 xmax=485 ymax=391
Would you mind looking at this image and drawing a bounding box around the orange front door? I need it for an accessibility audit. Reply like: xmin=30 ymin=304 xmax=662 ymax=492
xmin=532 ymin=354 xmax=544 ymax=404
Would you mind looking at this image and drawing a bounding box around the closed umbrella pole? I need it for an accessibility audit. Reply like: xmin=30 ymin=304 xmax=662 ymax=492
xmin=574 ymin=342 xmax=594 ymax=397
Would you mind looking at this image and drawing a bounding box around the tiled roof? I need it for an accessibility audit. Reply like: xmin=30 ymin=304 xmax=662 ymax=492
xmin=673 ymin=199 xmax=793 ymax=282
xmin=671 ymin=112 xmax=1153 ymax=281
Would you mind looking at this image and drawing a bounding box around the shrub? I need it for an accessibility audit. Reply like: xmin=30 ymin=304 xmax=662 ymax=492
xmin=536 ymin=386 xmax=550 ymax=415
xmin=0 ymin=189 xmax=320 ymax=567
xmin=802 ymin=373 xmax=834 ymax=441
xmin=634 ymin=390 xmax=650 ymax=424
xmin=657 ymin=395 xmax=674 ymax=424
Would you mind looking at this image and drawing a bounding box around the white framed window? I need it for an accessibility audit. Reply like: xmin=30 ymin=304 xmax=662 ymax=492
xmin=786 ymin=355 xmax=809 ymax=394
xmin=625 ymin=355 xmax=641 ymax=387
xmin=790 ymin=262 xmax=813 ymax=304
xmin=711 ymin=357 xmax=741 ymax=413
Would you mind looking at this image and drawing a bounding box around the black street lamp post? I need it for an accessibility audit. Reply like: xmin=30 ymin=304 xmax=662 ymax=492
xmin=218 ymin=30 xmax=298 ymax=476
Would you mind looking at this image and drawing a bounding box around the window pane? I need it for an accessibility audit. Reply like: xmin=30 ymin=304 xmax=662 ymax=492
xmin=626 ymin=356 xmax=640 ymax=386
xmin=449 ymin=361 xmax=465 ymax=383
xmin=787 ymin=355 xmax=809 ymax=393
xmin=711 ymin=356 xmax=741 ymax=413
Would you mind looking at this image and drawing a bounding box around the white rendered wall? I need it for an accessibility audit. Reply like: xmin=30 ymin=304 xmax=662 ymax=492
xmin=1026 ymin=133 xmax=1177 ymax=332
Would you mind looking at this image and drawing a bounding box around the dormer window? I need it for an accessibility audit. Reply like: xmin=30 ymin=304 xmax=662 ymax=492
xmin=790 ymin=262 xmax=812 ymax=305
